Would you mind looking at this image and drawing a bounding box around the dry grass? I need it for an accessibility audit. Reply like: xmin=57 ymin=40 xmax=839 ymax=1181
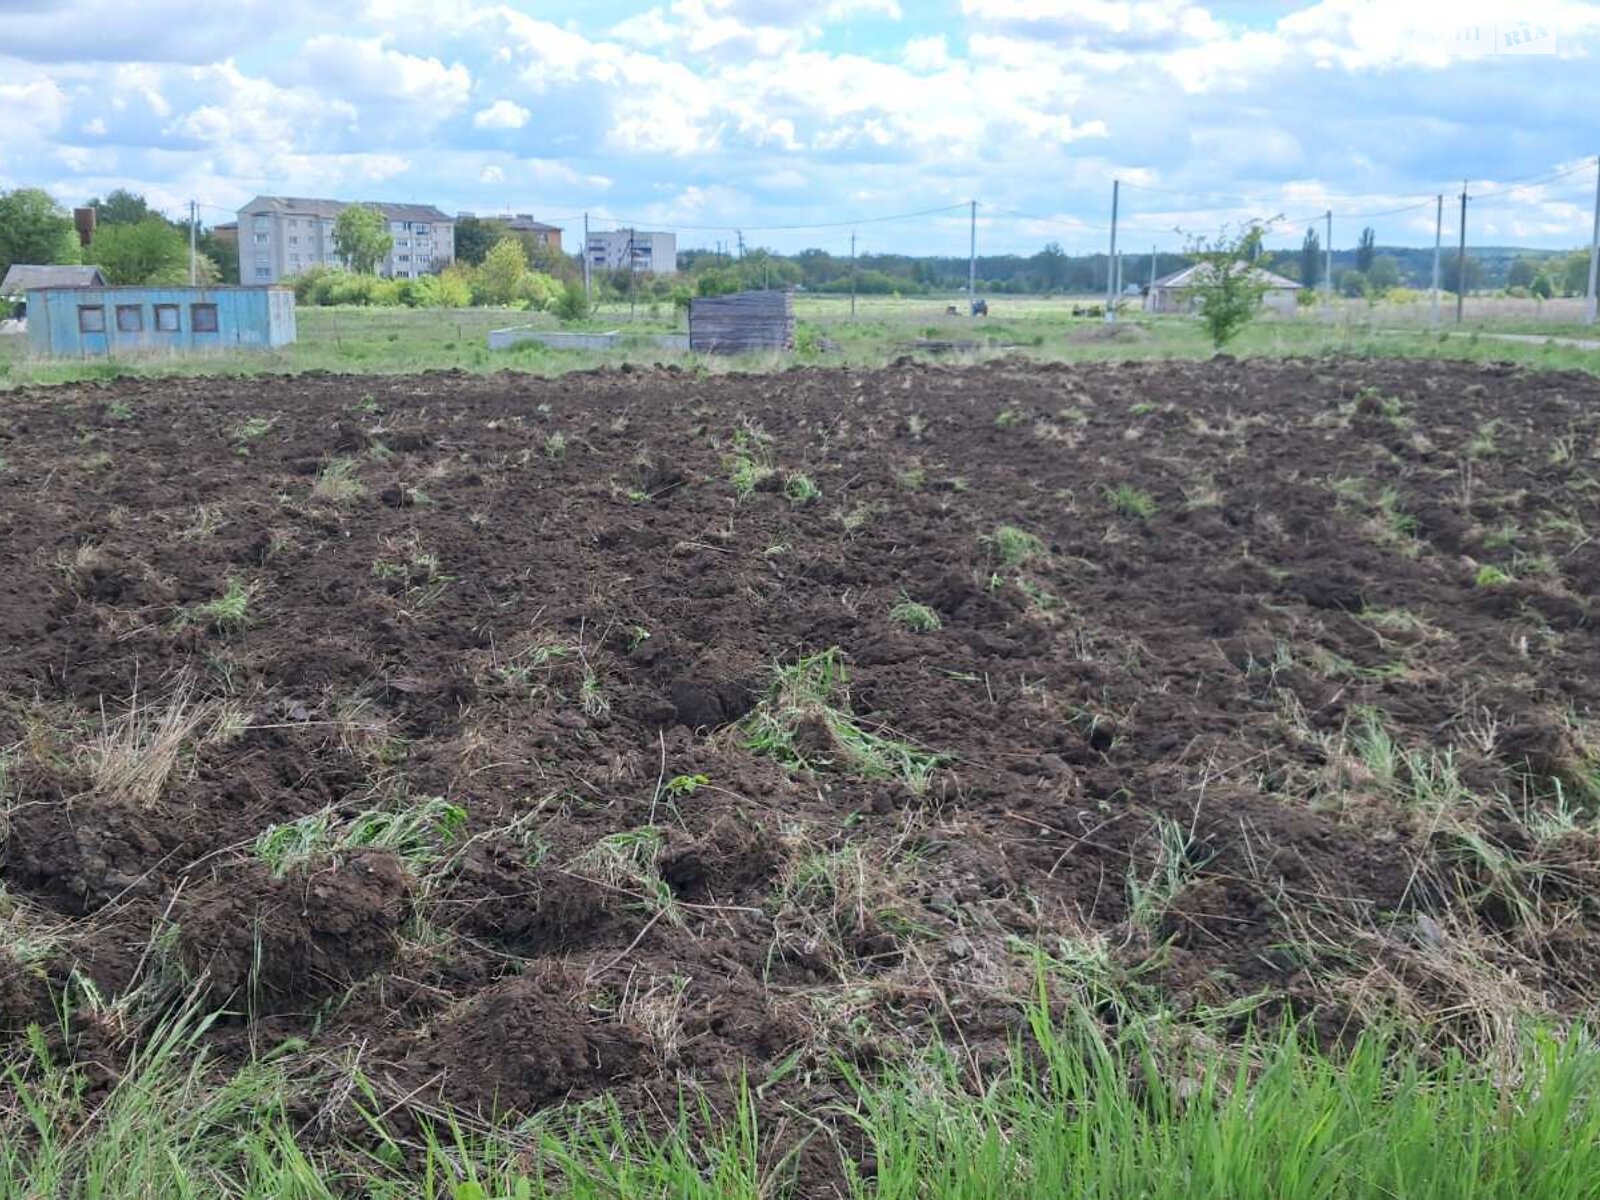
xmin=83 ymin=675 xmax=210 ymax=808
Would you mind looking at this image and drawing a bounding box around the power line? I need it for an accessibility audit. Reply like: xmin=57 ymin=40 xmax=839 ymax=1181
xmin=588 ymin=202 xmax=968 ymax=234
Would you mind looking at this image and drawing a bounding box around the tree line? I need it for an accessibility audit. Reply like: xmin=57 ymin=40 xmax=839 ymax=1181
xmin=0 ymin=188 xmax=235 ymax=286
xmin=4 ymin=185 xmax=1591 ymax=306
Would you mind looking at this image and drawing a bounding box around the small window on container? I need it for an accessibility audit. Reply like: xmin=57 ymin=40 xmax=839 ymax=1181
xmin=154 ymin=304 xmax=180 ymax=332
xmin=78 ymin=305 xmax=106 ymax=333
xmin=115 ymin=304 xmax=144 ymax=333
xmin=191 ymin=303 xmax=219 ymax=333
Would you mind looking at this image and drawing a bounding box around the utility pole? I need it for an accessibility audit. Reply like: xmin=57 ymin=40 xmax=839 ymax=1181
xmin=968 ymin=199 xmax=977 ymax=316
xmin=1456 ymin=182 xmax=1468 ymax=326
xmin=1586 ymin=154 xmax=1600 ymax=326
xmin=1105 ymin=179 xmax=1119 ymax=325
xmin=737 ymin=230 xmax=745 ymax=259
xmin=850 ymin=232 xmax=857 ymax=320
xmin=189 ymin=199 xmax=197 ymax=286
xmin=582 ymin=213 xmax=591 ymax=302
xmin=1430 ymin=194 xmax=1443 ymax=329
xmin=628 ymin=228 xmax=637 ymax=325
xmin=1323 ymin=210 xmax=1333 ymax=302
xmin=1148 ymin=245 xmax=1156 ymax=292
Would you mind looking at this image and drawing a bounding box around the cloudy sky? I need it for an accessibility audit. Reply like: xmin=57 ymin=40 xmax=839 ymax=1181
xmin=2 ymin=0 xmax=1598 ymax=256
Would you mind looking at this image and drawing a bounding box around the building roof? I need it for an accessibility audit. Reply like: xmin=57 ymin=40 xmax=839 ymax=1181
xmin=483 ymin=214 xmax=562 ymax=233
xmin=1152 ymin=262 xmax=1302 ymax=290
xmin=239 ymin=195 xmax=452 ymax=223
xmin=1 ymin=265 xmax=106 ymax=296
xmin=23 ymin=284 xmax=291 ymax=294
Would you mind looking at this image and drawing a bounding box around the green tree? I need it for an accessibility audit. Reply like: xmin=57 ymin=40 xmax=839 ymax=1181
xmin=1441 ymin=254 xmax=1483 ymax=296
xmin=1367 ymin=255 xmax=1401 ymax=294
xmin=1187 ymin=224 xmax=1272 ymax=350
xmin=1356 ymin=226 xmax=1376 ymax=274
xmin=1561 ymin=250 xmax=1592 ymax=297
xmin=474 ymin=236 xmax=527 ymax=306
xmin=1338 ymin=269 xmax=1369 ymax=298
xmin=332 ymin=205 xmax=393 ymax=275
xmin=87 ymin=189 xmax=162 ymax=227
xmin=1530 ymin=271 xmax=1554 ymax=300
xmin=1506 ymin=257 xmax=1536 ymax=289
xmin=1299 ymin=227 xmax=1322 ymax=291
xmin=453 ymin=216 xmax=504 ymax=266
xmin=553 ymin=280 xmax=591 ymax=321
xmin=0 ymin=188 xmax=81 ymax=275
xmin=1033 ymin=242 xmax=1068 ymax=291
xmin=197 ymin=227 xmax=239 ymax=283
xmin=88 ymin=218 xmax=188 ymax=284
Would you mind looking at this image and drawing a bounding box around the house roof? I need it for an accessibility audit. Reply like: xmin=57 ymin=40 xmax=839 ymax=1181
xmin=239 ymin=195 xmax=452 ymax=223
xmin=1153 ymin=262 xmax=1302 ymax=290
xmin=1 ymin=265 xmax=107 ymax=296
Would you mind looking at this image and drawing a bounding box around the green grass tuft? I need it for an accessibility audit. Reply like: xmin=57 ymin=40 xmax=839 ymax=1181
xmin=740 ymin=648 xmax=944 ymax=792
xmin=990 ymin=524 xmax=1044 ymax=568
xmin=254 ymin=796 xmax=466 ymax=877
xmin=783 ymin=472 xmax=821 ymax=505
xmin=1104 ymin=482 xmax=1159 ymax=520
xmin=889 ymin=595 xmax=942 ymax=632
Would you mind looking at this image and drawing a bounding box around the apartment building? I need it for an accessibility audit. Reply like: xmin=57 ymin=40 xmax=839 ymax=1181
xmin=585 ymin=229 xmax=677 ymax=275
xmin=469 ymin=214 xmax=563 ymax=251
xmin=236 ymin=196 xmax=456 ymax=283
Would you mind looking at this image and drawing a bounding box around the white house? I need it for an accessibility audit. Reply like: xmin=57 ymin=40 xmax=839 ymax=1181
xmin=1145 ymin=262 xmax=1302 ymax=316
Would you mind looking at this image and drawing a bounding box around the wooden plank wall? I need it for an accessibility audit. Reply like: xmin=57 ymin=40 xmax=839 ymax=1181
xmin=688 ymin=289 xmax=795 ymax=354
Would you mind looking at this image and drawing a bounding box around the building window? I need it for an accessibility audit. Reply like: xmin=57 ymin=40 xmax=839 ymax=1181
xmin=289 ymin=236 xmax=298 ymax=245
xmin=255 ymin=267 xmax=272 ymax=279
xmin=414 ymin=223 xmax=430 ymax=235
xmin=397 ymin=254 xmax=410 ymax=262
xmin=253 ymin=215 xmax=270 ymax=230
xmin=253 ymin=232 xmax=269 ymax=244
xmin=154 ymin=304 xmax=179 ymax=332
xmin=77 ymin=305 xmax=105 ymax=333
xmin=191 ymin=303 xmax=219 ymax=332
xmin=115 ymin=304 xmax=143 ymax=333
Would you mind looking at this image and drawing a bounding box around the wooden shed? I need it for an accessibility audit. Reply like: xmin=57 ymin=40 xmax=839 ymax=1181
xmin=688 ymin=290 xmax=794 ymax=354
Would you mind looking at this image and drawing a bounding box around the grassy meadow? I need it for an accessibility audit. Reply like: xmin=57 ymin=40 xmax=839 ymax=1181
xmin=0 ymin=292 xmax=1596 ymax=390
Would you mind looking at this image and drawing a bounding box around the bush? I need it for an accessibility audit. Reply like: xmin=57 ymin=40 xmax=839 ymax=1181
xmin=517 ymin=271 xmax=560 ymax=311
xmin=553 ymin=280 xmax=591 ymax=322
xmin=408 ymin=268 xmax=471 ymax=308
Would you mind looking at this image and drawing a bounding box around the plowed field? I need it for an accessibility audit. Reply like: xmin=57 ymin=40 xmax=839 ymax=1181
xmin=3 ymin=357 xmax=1599 ymax=1188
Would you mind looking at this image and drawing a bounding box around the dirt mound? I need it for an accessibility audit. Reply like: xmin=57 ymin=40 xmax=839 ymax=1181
xmin=389 ymin=968 xmax=655 ymax=1116
xmin=176 ymin=851 xmax=410 ymax=1008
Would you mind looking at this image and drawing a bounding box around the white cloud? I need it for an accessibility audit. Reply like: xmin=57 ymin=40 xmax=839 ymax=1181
xmin=294 ymin=35 xmax=471 ymax=114
xmin=5 ymin=0 xmax=1596 ymax=253
xmin=903 ymin=34 xmax=949 ymax=70
xmin=473 ymin=99 xmax=530 ymax=129
xmin=961 ymin=0 xmax=1224 ymax=48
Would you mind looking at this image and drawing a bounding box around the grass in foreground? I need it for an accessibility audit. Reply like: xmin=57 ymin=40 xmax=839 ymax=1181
xmin=739 ymin=647 xmax=945 ymax=790
xmin=2 ymin=992 xmax=1596 ymax=1199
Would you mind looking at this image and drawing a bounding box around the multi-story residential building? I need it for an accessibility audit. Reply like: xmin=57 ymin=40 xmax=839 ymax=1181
xmin=585 ymin=229 xmax=677 ymax=276
xmin=236 ymin=197 xmax=457 ymax=283
xmin=469 ymin=214 xmax=563 ymax=251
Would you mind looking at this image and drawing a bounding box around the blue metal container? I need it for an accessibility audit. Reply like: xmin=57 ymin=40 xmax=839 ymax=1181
xmin=25 ymin=285 xmax=296 ymax=357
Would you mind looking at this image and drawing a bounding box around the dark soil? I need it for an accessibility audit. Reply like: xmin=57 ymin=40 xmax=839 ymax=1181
xmin=3 ymin=357 xmax=1600 ymax=1187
